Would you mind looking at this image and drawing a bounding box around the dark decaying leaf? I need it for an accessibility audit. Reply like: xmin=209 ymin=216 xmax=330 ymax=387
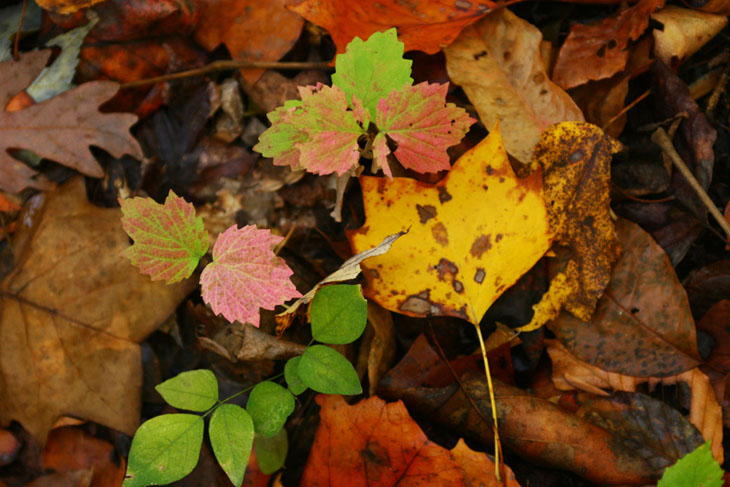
xmin=683 ymin=260 xmax=730 ymax=320
xmin=549 ymin=219 xmax=700 ymax=377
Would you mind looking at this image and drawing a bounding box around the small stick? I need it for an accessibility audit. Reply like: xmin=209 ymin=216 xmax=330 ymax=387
xmin=602 ymin=89 xmax=651 ymax=132
xmin=705 ymin=67 xmax=729 ymax=118
xmin=651 ymin=128 xmax=730 ymax=240
xmin=120 ymin=59 xmax=333 ymax=89
xmin=13 ymin=0 xmax=27 ymax=60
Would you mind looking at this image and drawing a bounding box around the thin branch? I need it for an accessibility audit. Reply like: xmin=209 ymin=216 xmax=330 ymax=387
xmin=13 ymin=0 xmax=27 ymax=60
xmin=651 ymin=128 xmax=730 ymax=240
xmin=602 ymin=89 xmax=651 ymax=132
xmin=120 ymin=59 xmax=333 ymax=89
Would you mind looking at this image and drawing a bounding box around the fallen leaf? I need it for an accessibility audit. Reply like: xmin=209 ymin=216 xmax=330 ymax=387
xmin=25 ymin=469 xmax=93 ymax=487
xmin=549 ymin=219 xmax=701 ymax=377
xmin=0 ymin=50 xmax=50 ymax=108
xmin=43 ymin=426 xmax=125 ymax=487
xmin=35 ymin=0 xmax=105 ymax=14
xmin=445 ymin=9 xmax=584 ymax=163
xmin=683 ymin=260 xmax=730 ymax=320
xmin=347 ymin=124 xmax=551 ymax=325
xmin=288 ymin=0 xmax=496 ymax=55
xmin=378 ymin=335 xmax=656 ymax=484
xmin=651 ymin=6 xmax=728 ymax=68
xmin=0 ymin=179 xmax=195 ymax=443
xmin=200 ymin=225 xmax=301 ymax=327
xmin=196 ymin=0 xmax=303 ymax=85
xmin=692 ymin=0 xmax=730 ymax=14
xmin=0 ymin=51 xmax=143 ymax=193
xmin=521 ymin=122 xmax=622 ymax=330
xmin=300 ymin=394 xmax=516 ymax=487
xmin=552 ymin=0 xmax=665 ymax=89
xmin=359 ymin=302 xmax=396 ymax=396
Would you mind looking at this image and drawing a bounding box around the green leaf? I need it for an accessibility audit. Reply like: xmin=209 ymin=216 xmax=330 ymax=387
xmin=155 ymin=369 xmax=218 ymax=412
xmin=120 ymin=190 xmax=209 ymax=284
xmin=246 ymin=381 xmax=295 ymax=438
xmin=298 ymin=345 xmax=362 ymax=395
xmin=123 ymin=414 xmax=203 ymax=487
xmin=311 ymin=284 xmax=367 ymax=345
xmin=254 ymin=429 xmax=288 ymax=475
xmin=332 ymin=28 xmax=413 ymax=119
xmin=209 ymin=404 xmax=254 ymax=487
xmin=284 ymin=357 xmax=307 ymax=395
xmin=252 ymin=99 xmax=306 ymax=170
xmin=658 ymin=442 xmax=723 ymax=487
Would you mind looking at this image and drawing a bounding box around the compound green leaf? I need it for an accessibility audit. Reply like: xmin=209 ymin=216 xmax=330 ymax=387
xmin=123 ymin=414 xmax=203 ymax=487
xmin=120 ymin=191 xmax=208 ymax=284
xmin=284 ymin=357 xmax=308 ymax=395
xmin=310 ymin=284 xmax=367 ymax=344
xmin=298 ymin=345 xmax=362 ymax=395
xmin=658 ymin=442 xmax=722 ymax=487
xmin=246 ymin=381 xmax=295 ymax=438
xmin=254 ymin=429 xmax=288 ymax=475
xmin=155 ymin=369 xmax=218 ymax=412
xmin=209 ymin=404 xmax=254 ymax=487
xmin=331 ymin=28 xmax=413 ymax=119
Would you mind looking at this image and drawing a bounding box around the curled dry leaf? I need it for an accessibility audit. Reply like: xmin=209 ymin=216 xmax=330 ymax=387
xmin=289 ymin=0 xmax=495 ymax=55
xmin=651 ymin=6 xmax=728 ymax=68
xmin=552 ymin=0 xmax=665 ymax=89
xmin=445 ymin=9 xmax=584 ymax=163
xmin=348 ymin=125 xmax=551 ymax=325
xmin=195 ymin=0 xmax=303 ymax=84
xmin=0 ymin=179 xmax=195 ymax=443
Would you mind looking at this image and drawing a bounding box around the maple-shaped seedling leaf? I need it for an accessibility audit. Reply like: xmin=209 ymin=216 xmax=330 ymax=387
xmin=254 ymin=84 xmax=369 ymax=176
xmin=200 ymin=225 xmax=301 ymax=327
xmin=375 ymin=82 xmax=474 ymax=174
xmin=120 ymin=191 xmax=209 ymax=284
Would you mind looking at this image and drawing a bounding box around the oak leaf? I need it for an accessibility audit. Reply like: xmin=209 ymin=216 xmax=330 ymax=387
xmin=0 ymin=51 xmax=142 ymax=193
xmin=347 ymin=124 xmax=551 ymax=325
xmin=120 ymin=191 xmax=209 ymax=284
xmin=445 ymin=9 xmax=584 ymax=163
xmin=200 ymin=225 xmax=301 ymax=327
xmin=0 ymin=179 xmax=195 ymax=443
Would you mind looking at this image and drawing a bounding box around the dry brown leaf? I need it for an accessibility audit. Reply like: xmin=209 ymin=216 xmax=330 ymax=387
xmin=547 ymin=340 xmax=723 ymax=462
xmin=0 ymin=179 xmax=195 ymax=443
xmin=356 ymin=302 xmax=396 ymax=396
xmin=693 ymin=0 xmax=730 ymax=15
xmin=444 ymin=9 xmax=584 ymax=163
xmin=651 ymin=6 xmax=728 ymax=68
xmin=0 ymin=52 xmax=142 ymax=193
xmin=35 ymin=0 xmax=105 ymax=14
xmin=552 ymin=0 xmax=665 ymax=89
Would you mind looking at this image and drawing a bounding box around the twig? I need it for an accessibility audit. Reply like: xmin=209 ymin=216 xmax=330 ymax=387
xmin=705 ymin=66 xmax=729 ymax=119
xmin=13 ymin=0 xmax=27 ymax=60
xmin=120 ymin=59 xmax=333 ymax=89
xmin=602 ymin=89 xmax=651 ymax=132
xmin=651 ymin=128 xmax=730 ymax=240
xmin=610 ymin=181 xmax=675 ymax=204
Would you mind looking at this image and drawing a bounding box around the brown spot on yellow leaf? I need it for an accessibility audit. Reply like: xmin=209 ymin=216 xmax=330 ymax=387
xmin=438 ymin=187 xmax=452 ymax=203
xmin=431 ymin=222 xmax=449 ymax=246
xmin=417 ymin=204 xmax=437 ymax=223
xmin=474 ymin=268 xmax=485 ymax=283
xmin=470 ymin=234 xmax=492 ymax=258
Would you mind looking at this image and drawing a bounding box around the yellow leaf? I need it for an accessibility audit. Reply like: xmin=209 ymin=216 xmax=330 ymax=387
xmin=347 ymin=125 xmax=552 ymax=325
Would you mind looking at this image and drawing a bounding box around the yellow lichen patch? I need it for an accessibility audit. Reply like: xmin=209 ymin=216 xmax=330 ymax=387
xmin=347 ymin=125 xmax=552 ymax=325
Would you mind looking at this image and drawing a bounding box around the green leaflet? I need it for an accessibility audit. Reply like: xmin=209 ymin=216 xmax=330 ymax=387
xmin=155 ymin=369 xmax=218 ymax=412
xmin=209 ymin=404 xmax=254 ymax=487
xmin=658 ymin=442 xmax=722 ymax=487
xmin=310 ymin=284 xmax=367 ymax=345
xmin=298 ymin=345 xmax=362 ymax=395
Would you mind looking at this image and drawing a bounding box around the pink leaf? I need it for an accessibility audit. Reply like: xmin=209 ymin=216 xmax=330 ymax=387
xmin=376 ymin=82 xmax=474 ymax=173
xmin=200 ymin=225 xmax=301 ymax=327
xmin=120 ymin=191 xmax=209 ymax=284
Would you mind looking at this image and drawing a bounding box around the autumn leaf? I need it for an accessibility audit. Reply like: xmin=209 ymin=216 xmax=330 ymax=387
xmin=552 ymin=0 xmax=665 ymax=89
xmin=200 ymin=225 xmax=301 ymax=327
xmin=35 ymin=0 xmax=105 ymax=14
xmin=651 ymin=6 xmax=728 ymax=67
xmin=0 ymin=179 xmax=195 ymax=443
xmin=120 ymin=191 xmax=209 ymax=284
xmin=289 ymin=0 xmax=496 ymax=55
xmin=195 ymin=0 xmax=303 ymax=85
xmin=301 ymin=394 xmax=519 ymax=487
xmin=445 ymin=9 xmax=584 ymax=163
xmin=0 ymin=51 xmax=143 ymax=193
xmin=347 ymin=124 xmax=551 ymax=325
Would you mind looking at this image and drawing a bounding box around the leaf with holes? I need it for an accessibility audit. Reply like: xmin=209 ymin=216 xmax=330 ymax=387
xmin=200 ymin=225 xmax=301 ymax=327
xmin=120 ymin=191 xmax=209 ymax=284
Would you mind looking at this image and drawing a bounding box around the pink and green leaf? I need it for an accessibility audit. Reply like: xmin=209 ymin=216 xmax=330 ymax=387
xmin=253 ymin=99 xmax=308 ymax=171
xmin=120 ymin=191 xmax=209 ymax=284
xmin=375 ymin=82 xmax=475 ymax=173
xmin=200 ymin=225 xmax=301 ymax=327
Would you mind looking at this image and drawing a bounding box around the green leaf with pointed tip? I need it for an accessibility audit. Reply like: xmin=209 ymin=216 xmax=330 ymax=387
xmin=284 ymin=357 xmax=307 ymax=395
xmin=155 ymin=369 xmax=218 ymax=412
xmin=209 ymin=404 xmax=254 ymax=487
xmin=123 ymin=414 xmax=203 ymax=487
xmin=120 ymin=191 xmax=208 ymax=284
xmin=658 ymin=442 xmax=722 ymax=487
xmin=332 ymin=28 xmax=413 ymax=119
xmin=311 ymin=284 xmax=367 ymax=344
xmin=254 ymin=429 xmax=288 ymax=475
xmin=298 ymin=345 xmax=362 ymax=395
xmin=246 ymin=381 xmax=295 ymax=438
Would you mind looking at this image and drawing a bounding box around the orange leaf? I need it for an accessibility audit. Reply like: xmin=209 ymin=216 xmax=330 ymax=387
xmin=35 ymin=0 xmax=105 ymax=15
xmin=347 ymin=125 xmax=551 ymax=325
xmin=288 ymin=0 xmax=497 ymax=55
